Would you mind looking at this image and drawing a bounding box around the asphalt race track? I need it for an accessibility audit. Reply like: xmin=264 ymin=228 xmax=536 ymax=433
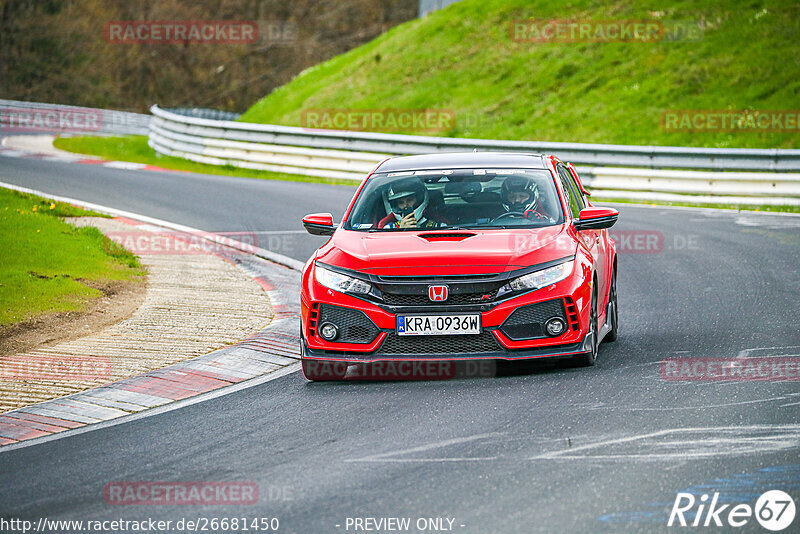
xmin=2 ymin=155 xmax=800 ymax=533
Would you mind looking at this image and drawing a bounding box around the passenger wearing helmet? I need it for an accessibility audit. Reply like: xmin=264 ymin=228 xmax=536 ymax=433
xmin=378 ymin=177 xmax=446 ymax=229
xmin=500 ymin=175 xmax=551 ymax=221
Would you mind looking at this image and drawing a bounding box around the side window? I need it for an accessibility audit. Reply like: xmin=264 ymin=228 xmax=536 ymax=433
xmin=567 ymin=169 xmax=587 ymax=210
xmin=557 ymin=166 xmax=581 ymax=219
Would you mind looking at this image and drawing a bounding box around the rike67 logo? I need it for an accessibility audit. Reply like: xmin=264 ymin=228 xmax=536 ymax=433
xmin=669 ymin=490 xmax=795 ymax=530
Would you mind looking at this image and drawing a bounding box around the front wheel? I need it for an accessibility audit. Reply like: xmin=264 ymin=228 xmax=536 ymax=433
xmin=603 ymin=266 xmax=618 ymax=343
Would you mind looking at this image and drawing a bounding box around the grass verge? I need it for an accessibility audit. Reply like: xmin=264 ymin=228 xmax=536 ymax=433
xmin=53 ymin=135 xmax=361 ymax=186
xmin=0 ymin=187 xmax=145 ymax=326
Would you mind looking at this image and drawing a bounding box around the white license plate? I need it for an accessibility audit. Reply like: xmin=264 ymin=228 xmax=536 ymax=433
xmin=397 ymin=314 xmax=481 ymax=336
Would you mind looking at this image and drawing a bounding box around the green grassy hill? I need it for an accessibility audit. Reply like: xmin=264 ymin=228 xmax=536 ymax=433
xmin=239 ymin=0 xmax=800 ymax=148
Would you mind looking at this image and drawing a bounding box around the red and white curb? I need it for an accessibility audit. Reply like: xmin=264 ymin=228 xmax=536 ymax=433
xmin=0 ymin=183 xmax=303 ymax=449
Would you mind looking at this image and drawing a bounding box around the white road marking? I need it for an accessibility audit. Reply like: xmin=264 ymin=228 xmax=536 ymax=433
xmin=736 ymin=346 xmax=800 ymax=359
xmin=529 ymin=425 xmax=800 ymax=461
xmin=41 ymin=156 xmax=81 ymax=162
xmin=102 ymin=161 xmax=147 ymax=170
xmin=345 ymin=432 xmax=505 ymax=463
xmin=346 ymin=426 xmax=800 ymax=464
xmin=602 ymin=394 xmax=800 ymax=411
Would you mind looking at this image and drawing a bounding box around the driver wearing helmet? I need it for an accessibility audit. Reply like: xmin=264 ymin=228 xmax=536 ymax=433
xmin=500 ymin=175 xmax=552 ymax=221
xmin=378 ymin=177 xmax=446 ymax=229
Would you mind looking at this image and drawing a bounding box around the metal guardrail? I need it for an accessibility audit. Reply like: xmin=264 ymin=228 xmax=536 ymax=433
xmin=149 ymin=105 xmax=800 ymax=205
xmin=167 ymin=107 xmax=241 ymax=122
xmin=0 ymin=98 xmax=150 ymax=136
xmin=150 ymin=105 xmax=800 ymax=172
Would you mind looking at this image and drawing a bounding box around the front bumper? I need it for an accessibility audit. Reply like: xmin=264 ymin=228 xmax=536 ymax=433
xmin=301 ymin=265 xmax=594 ymax=363
xmin=301 ymin=331 xmax=594 ymax=363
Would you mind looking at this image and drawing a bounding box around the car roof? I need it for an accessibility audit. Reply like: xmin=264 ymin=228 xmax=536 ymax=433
xmin=375 ymin=152 xmax=547 ymax=173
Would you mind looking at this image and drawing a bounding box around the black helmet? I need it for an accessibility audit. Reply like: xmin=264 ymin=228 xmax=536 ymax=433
xmin=501 ymin=175 xmax=539 ymax=213
xmin=385 ymin=177 xmax=428 ymax=219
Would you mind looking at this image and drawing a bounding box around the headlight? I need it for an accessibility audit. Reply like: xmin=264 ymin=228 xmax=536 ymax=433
xmin=508 ymin=260 xmax=573 ymax=291
xmin=315 ymin=265 xmax=372 ymax=294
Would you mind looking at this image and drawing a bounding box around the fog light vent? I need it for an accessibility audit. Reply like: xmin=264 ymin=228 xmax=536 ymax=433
xmin=499 ymin=299 xmax=568 ymax=341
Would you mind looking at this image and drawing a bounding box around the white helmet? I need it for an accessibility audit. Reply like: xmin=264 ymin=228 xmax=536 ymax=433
xmin=384 ymin=177 xmax=429 ymax=221
xmin=501 ymin=175 xmax=539 ymax=213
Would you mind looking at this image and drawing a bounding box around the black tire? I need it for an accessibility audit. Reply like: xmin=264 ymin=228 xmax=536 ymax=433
xmin=301 ymin=359 xmax=348 ymax=381
xmin=604 ymin=266 xmax=618 ymax=343
xmin=569 ymin=283 xmax=598 ymax=367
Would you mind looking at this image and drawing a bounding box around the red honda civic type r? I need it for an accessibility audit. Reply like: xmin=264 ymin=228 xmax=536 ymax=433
xmin=299 ymin=152 xmax=618 ymax=381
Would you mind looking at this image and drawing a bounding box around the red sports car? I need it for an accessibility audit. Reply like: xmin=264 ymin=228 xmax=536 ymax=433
xmin=300 ymin=152 xmax=618 ymax=381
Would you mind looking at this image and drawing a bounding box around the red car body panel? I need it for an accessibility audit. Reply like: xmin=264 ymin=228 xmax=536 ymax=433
xmin=315 ymin=225 xmax=573 ymax=274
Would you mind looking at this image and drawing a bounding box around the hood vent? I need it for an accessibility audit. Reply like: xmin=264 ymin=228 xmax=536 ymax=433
xmin=418 ymin=232 xmax=476 ymax=241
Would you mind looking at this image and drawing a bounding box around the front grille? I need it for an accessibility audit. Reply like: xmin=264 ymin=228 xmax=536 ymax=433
xmin=318 ymin=304 xmax=380 ymax=344
xmin=382 ymin=291 xmax=498 ymax=306
xmin=377 ymin=273 xmax=499 ymax=282
xmin=379 ymin=331 xmax=500 ymax=355
xmin=500 ymin=299 xmax=567 ymax=340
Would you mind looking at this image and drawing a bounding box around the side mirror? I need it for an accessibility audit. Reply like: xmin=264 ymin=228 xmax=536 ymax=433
xmin=567 ymin=163 xmax=591 ymax=196
xmin=574 ymin=207 xmax=618 ymax=231
xmin=302 ymin=213 xmax=337 ymax=236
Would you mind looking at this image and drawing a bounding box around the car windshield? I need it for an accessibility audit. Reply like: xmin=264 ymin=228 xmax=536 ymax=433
xmin=344 ymin=168 xmax=564 ymax=231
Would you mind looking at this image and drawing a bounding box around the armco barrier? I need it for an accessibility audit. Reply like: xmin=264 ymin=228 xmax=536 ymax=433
xmin=149 ymin=105 xmax=800 ymax=205
xmin=0 ymin=99 xmax=150 ymax=136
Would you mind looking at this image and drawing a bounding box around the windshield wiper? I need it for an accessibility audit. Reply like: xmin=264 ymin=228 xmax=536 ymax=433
xmin=365 ymin=224 xmax=511 ymax=232
xmin=449 ymin=224 xmax=509 ymax=230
